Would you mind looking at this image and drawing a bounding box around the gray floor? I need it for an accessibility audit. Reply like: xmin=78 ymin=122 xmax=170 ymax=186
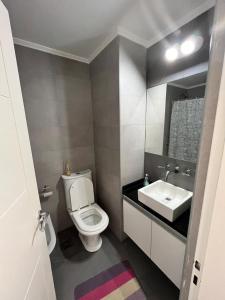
xmin=51 ymin=228 xmax=179 ymax=300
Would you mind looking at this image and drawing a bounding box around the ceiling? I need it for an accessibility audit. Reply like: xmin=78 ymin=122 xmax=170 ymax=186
xmin=3 ymin=0 xmax=215 ymax=63
xmin=170 ymin=71 xmax=207 ymax=89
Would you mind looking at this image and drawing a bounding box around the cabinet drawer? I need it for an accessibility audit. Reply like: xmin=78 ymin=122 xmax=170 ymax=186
xmin=151 ymin=221 xmax=185 ymax=288
xmin=123 ymin=200 xmax=151 ymax=257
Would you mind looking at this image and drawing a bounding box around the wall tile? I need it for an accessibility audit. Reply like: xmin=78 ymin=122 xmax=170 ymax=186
xmin=91 ymin=38 xmax=122 ymax=239
xmin=92 ymin=98 xmax=120 ymax=127
xmin=122 ymin=125 xmax=145 ymax=151
xmin=120 ymin=94 xmax=146 ymax=126
xmin=94 ymin=125 xmax=120 ymax=150
xmin=95 ymin=146 xmax=120 ymax=178
xmin=16 ymin=45 xmax=95 ymax=232
xmin=37 ymin=174 xmax=73 ymax=232
xmin=119 ymin=37 xmax=147 ymax=186
xmin=119 ymin=37 xmax=146 ymax=98
xmin=144 ymin=152 xmax=196 ymax=191
xmin=95 ymin=169 xmax=122 ymax=239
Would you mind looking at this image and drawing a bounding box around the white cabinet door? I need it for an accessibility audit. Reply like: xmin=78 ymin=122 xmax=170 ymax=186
xmin=151 ymin=221 xmax=185 ymax=288
xmin=123 ymin=200 xmax=151 ymax=257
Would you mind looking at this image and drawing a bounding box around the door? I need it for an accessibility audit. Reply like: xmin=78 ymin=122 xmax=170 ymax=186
xmin=123 ymin=200 xmax=151 ymax=257
xmin=179 ymin=1 xmax=225 ymax=299
xmin=188 ymin=34 xmax=225 ymax=300
xmin=0 ymin=2 xmax=56 ymax=300
xmin=151 ymin=221 xmax=185 ymax=288
xmin=197 ymin=137 xmax=225 ymax=299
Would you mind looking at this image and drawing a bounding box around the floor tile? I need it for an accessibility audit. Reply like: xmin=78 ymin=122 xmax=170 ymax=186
xmin=51 ymin=228 xmax=179 ymax=300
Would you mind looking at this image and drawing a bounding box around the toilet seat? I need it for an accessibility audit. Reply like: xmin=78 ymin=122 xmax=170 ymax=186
xmin=62 ymin=169 xmax=109 ymax=252
xmin=70 ymin=203 xmax=109 ymax=235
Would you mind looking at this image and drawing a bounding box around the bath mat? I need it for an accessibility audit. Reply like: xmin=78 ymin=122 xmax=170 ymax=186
xmin=74 ymin=260 xmax=146 ymax=300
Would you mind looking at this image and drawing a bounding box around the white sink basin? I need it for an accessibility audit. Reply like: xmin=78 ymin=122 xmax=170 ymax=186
xmin=138 ymin=180 xmax=193 ymax=222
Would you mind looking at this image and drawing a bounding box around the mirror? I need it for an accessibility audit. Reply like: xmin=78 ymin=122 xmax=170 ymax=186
xmin=145 ymin=70 xmax=207 ymax=163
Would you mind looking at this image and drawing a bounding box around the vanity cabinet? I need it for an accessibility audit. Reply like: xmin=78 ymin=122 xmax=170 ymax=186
xmin=123 ymin=200 xmax=151 ymax=257
xmin=123 ymin=199 xmax=186 ymax=288
xmin=151 ymin=221 xmax=186 ymax=288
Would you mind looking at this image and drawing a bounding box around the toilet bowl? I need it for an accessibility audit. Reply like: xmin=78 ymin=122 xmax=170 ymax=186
xmin=70 ymin=203 xmax=109 ymax=252
xmin=62 ymin=170 xmax=109 ymax=252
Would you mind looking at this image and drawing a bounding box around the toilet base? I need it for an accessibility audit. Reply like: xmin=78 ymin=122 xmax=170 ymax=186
xmin=79 ymin=233 xmax=102 ymax=252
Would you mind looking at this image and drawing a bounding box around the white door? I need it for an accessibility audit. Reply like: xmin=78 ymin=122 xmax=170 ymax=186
xmin=188 ymin=116 xmax=225 ymax=299
xmin=197 ymin=138 xmax=225 ymax=299
xmin=0 ymin=2 xmax=56 ymax=300
xmin=188 ymin=59 xmax=225 ymax=299
xmin=187 ymin=2 xmax=225 ymax=297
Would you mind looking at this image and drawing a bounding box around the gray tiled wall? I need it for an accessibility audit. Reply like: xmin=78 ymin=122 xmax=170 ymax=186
xmin=119 ymin=37 xmax=146 ymax=185
xmin=90 ymin=38 xmax=122 ymax=240
xmin=188 ymin=85 xmax=205 ymax=98
xmin=15 ymin=45 xmax=95 ymax=232
xmin=144 ymin=153 xmax=196 ymax=191
xmin=91 ymin=37 xmax=147 ymax=240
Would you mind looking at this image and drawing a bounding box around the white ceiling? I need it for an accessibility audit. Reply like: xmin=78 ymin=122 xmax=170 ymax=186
xmin=3 ymin=0 xmax=215 ymax=63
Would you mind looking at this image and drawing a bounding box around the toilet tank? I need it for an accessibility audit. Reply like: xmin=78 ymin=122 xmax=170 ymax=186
xmin=62 ymin=169 xmax=92 ymax=211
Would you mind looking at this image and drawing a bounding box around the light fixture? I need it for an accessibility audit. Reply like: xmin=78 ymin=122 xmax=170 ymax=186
xmin=165 ymin=47 xmax=178 ymax=62
xmin=165 ymin=35 xmax=203 ymax=62
xmin=180 ymin=38 xmax=196 ymax=56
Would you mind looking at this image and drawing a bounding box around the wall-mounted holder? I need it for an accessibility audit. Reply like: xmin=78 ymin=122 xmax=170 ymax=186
xmin=39 ymin=185 xmax=53 ymax=199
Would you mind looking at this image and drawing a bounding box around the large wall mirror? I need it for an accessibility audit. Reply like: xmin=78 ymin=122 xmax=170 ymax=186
xmin=145 ymin=8 xmax=213 ymax=166
xmin=145 ymin=69 xmax=207 ymax=163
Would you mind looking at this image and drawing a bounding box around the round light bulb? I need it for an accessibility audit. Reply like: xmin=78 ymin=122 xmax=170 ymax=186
xmin=181 ymin=39 xmax=196 ymax=55
xmin=165 ymin=47 xmax=178 ymax=62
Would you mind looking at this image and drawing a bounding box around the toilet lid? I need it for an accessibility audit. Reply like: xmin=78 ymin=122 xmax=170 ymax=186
xmin=69 ymin=177 xmax=94 ymax=211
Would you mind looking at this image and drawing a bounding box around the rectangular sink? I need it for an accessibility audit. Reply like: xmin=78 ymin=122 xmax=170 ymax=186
xmin=138 ymin=180 xmax=193 ymax=222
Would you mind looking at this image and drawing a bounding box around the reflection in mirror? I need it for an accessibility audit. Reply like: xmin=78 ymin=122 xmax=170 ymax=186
xmin=145 ymin=71 xmax=207 ymax=163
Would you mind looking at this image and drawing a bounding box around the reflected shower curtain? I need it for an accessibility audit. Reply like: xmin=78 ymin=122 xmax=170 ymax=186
xmin=168 ymin=98 xmax=204 ymax=163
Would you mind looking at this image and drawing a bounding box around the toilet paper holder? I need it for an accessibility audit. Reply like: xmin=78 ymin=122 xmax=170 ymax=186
xmin=39 ymin=185 xmax=53 ymax=198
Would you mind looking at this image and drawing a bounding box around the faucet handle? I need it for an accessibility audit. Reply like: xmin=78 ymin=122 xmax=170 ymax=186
xmin=174 ymin=166 xmax=180 ymax=173
xmin=158 ymin=164 xmax=170 ymax=170
xmin=182 ymin=168 xmax=192 ymax=176
xmin=157 ymin=165 xmax=165 ymax=169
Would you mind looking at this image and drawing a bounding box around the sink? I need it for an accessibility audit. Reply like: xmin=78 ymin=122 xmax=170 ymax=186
xmin=138 ymin=180 xmax=193 ymax=222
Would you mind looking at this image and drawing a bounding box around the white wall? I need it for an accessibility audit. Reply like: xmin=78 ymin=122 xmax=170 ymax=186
xmin=119 ymin=37 xmax=147 ymax=186
xmin=145 ymin=84 xmax=167 ymax=155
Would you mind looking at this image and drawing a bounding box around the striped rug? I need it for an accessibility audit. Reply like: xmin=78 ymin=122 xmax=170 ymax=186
xmin=74 ymin=261 xmax=146 ymax=300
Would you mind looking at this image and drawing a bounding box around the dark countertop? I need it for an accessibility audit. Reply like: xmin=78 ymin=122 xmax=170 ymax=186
xmin=122 ymin=179 xmax=190 ymax=239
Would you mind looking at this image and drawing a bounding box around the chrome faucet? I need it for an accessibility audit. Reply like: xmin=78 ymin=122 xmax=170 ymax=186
xmin=164 ymin=169 xmax=170 ymax=182
xmin=158 ymin=164 xmax=180 ymax=182
xmin=165 ymin=166 xmax=180 ymax=181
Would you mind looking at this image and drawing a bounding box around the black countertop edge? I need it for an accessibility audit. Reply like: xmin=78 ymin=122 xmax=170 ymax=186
xmin=122 ymin=178 xmax=190 ymax=241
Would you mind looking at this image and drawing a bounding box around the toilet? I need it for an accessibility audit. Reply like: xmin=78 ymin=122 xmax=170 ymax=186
xmin=62 ymin=169 xmax=109 ymax=252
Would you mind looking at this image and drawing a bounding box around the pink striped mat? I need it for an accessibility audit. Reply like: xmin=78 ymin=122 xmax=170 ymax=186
xmin=74 ymin=261 xmax=146 ymax=300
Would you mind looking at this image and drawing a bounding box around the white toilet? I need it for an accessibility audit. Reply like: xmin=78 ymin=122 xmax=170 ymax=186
xmin=62 ymin=169 xmax=109 ymax=252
